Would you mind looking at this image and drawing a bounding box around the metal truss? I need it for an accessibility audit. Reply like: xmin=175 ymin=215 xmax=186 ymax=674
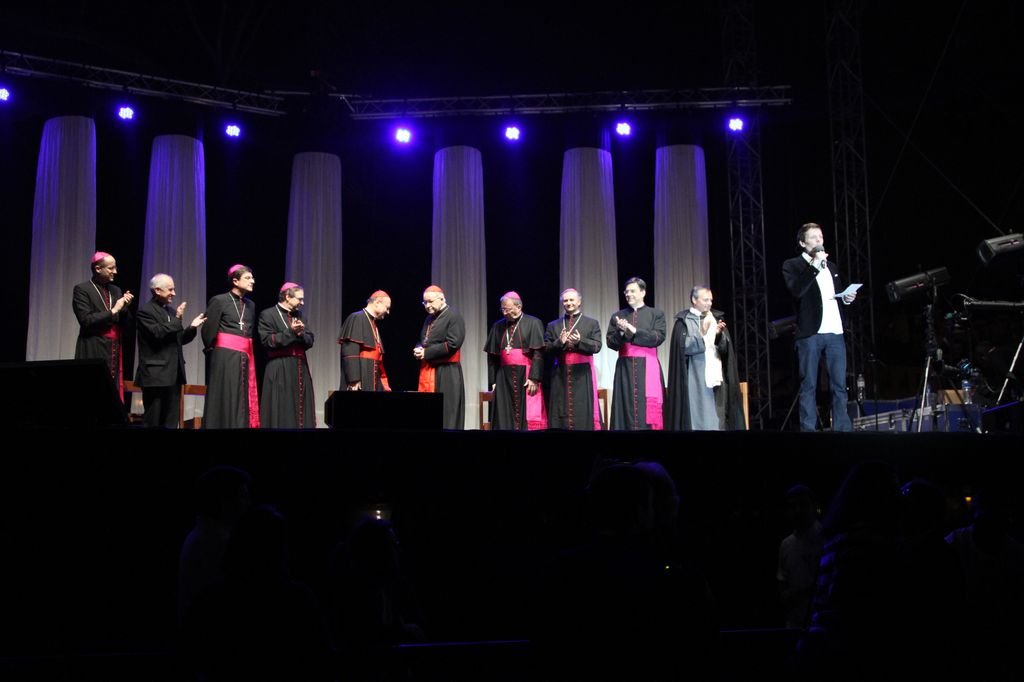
xmin=728 ymin=124 xmax=772 ymax=429
xmin=1 ymin=51 xmax=286 ymax=116
xmin=826 ymin=0 xmax=875 ymax=386
xmin=320 ymin=87 xmax=791 ymax=119
xmin=723 ymin=0 xmax=772 ymax=428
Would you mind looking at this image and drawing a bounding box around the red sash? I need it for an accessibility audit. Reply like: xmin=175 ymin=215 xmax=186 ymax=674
xmin=418 ymin=349 xmax=461 ymax=392
xmin=501 ymin=348 xmax=547 ymax=430
xmin=618 ymin=343 xmax=664 ymax=430
xmin=563 ymin=352 xmax=602 ymax=430
xmin=214 ymin=333 xmax=260 ymax=428
xmin=101 ymin=326 xmax=123 ymax=397
xmin=358 ymin=348 xmax=390 ymax=391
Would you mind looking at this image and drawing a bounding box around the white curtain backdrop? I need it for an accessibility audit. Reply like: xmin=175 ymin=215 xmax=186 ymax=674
xmin=431 ymin=146 xmax=487 ymax=428
xmin=286 ymin=152 xmax=344 ymax=427
xmin=653 ymin=144 xmax=710 ymax=372
xmin=26 ymin=116 xmax=97 ymax=362
xmin=136 ymin=135 xmax=208 ymax=420
xmin=559 ymin=147 xmax=620 ymax=398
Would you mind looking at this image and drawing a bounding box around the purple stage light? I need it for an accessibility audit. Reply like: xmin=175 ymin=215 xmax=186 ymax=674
xmin=615 ymin=122 xmax=631 ymax=136
xmin=0 ymin=87 xmax=10 ymax=102
xmin=118 ymin=106 xmax=134 ymax=120
xmin=728 ymin=117 xmax=745 ymax=132
xmin=225 ymin=124 xmax=241 ymax=138
xmin=395 ymin=127 xmax=412 ymax=144
xmin=504 ymin=126 xmax=520 ymax=141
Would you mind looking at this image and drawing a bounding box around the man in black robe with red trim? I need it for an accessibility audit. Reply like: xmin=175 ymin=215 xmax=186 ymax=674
xmin=259 ymin=282 xmax=315 ymax=428
xmin=73 ymin=251 xmax=134 ymax=398
xmin=544 ymin=288 xmax=603 ymax=430
xmin=484 ymin=291 xmax=547 ymax=430
xmin=202 ymin=264 xmax=258 ymax=428
xmin=606 ymin=277 xmax=666 ymax=430
xmin=414 ymin=285 xmax=466 ymax=429
xmin=338 ymin=291 xmax=391 ymax=392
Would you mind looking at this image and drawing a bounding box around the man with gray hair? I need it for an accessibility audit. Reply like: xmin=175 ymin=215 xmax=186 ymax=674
xmin=484 ymin=291 xmax=547 ymax=430
xmin=135 ymin=273 xmax=206 ymax=427
xmin=665 ymin=286 xmax=745 ymax=430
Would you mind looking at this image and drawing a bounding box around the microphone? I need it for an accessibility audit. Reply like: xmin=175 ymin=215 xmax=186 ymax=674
xmin=810 ymin=246 xmax=824 ymax=255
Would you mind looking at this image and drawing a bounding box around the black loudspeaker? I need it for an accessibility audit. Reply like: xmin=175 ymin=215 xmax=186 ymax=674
xmin=325 ymin=390 xmax=443 ymax=431
xmin=0 ymin=359 xmax=128 ymax=428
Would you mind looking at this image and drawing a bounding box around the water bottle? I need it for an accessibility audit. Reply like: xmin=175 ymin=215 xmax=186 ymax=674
xmin=856 ymin=373 xmax=866 ymax=403
xmin=961 ymin=378 xmax=973 ymax=405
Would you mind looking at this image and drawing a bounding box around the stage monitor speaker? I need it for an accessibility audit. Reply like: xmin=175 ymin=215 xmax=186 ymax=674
xmin=0 ymin=359 xmax=128 ymax=428
xmin=325 ymin=390 xmax=443 ymax=431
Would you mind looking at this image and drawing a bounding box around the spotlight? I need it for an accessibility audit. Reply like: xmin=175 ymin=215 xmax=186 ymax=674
xmin=225 ymin=124 xmax=241 ymax=138
xmin=0 ymin=87 xmax=10 ymax=102
xmin=977 ymin=233 xmax=1024 ymax=265
xmin=615 ymin=121 xmax=631 ymax=136
xmin=886 ymin=266 xmax=950 ymax=303
xmin=117 ymin=106 xmax=134 ymax=120
xmin=395 ymin=127 xmax=412 ymax=144
xmin=728 ymin=117 xmax=744 ymax=132
xmin=504 ymin=125 xmax=521 ymax=141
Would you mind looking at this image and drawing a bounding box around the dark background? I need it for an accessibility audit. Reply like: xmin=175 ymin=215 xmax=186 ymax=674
xmin=2 ymin=1 xmax=1023 ymax=408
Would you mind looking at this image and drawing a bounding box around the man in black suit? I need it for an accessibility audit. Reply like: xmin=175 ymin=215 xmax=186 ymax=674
xmin=136 ymin=273 xmax=206 ymax=427
xmin=73 ymin=251 xmax=135 ymax=396
xmin=782 ymin=223 xmax=858 ymax=432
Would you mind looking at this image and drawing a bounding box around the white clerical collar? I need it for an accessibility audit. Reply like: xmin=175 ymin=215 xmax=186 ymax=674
xmin=630 ymin=303 xmax=645 ymax=311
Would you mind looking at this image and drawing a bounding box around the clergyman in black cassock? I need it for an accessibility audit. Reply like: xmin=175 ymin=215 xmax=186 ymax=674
xmin=259 ymin=282 xmax=316 ymax=428
xmin=544 ymin=288 xmax=603 ymax=430
xmin=72 ymin=251 xmax=134 ymax=397
xmin=606 ymin=277 xmax=666 ymax=430
xmin=338 ymin=291 xmax=391 ymax=392
xmin=484 ymin=291 xmax=547 ymax=430
xmin=415 ymin=285 xmax=466 ymax=429
xmin=202 ymin=265 xmax=259 ymax=428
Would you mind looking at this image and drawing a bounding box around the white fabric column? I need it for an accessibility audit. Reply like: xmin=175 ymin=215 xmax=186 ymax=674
xmin=285 ymin=152 xmax=344 ymax=427
xmin=431 ymin=146 xmax=487 ymax=428
xmin=27 ymin=116 xmax=97 ymax=362
xmin=559 ymin=147 xmax=619 ymax=396
xmin=653 ymin=144 xmax=710 ymax=372
xmin=138 ymin=135 xmax=208 ymax=420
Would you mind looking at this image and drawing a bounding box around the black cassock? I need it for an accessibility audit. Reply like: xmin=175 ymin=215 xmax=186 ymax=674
xmin=72 ymin=278 xmax=130 ymax=394
xmin=202 ymin=292 xmax=257 ymax=428
xmin=417 ymin=306 xmax=466 ymax=430
xmin=338 ymin=310 xmax=389 ymax=391
xmin=606 ymin=305 xmax=666 ymax=430
xmin=664 ymin=308 xmax=746 ymax=431
xmin=258 ymin=304 xmax=316 ymax=428
xmin=484 ymin=314 xmax=546 ymax=430
xmin=544 ymin=313 xmax=603 ymax=430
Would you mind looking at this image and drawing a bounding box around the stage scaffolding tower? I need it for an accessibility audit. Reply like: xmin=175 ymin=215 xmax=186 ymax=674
xmin=723 ymin=0 xmax=772 ymax=428
xmin=826 ymin=0 xmax=876 ymax=391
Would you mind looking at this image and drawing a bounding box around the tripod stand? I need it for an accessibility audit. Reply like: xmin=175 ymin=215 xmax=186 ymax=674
xmin=912 ymin=299 xmax=943 ymax=433
xmin=996 ymin=325 xmax=1023 ymax=405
